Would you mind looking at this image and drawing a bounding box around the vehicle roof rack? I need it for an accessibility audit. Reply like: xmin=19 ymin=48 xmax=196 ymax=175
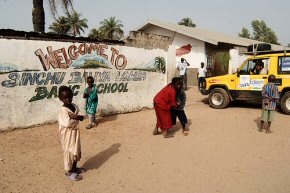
xmin=242 ymin=50 xmax=290 ymax=56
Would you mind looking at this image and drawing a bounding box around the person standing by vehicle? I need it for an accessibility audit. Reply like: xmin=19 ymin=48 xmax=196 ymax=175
xmin=177 ymin=58 xmax=190 ymax=90
xmin=260 ymin=74 xmax=280 ymax=133
xmin=197 ymin=62 xmax=207 ymax=90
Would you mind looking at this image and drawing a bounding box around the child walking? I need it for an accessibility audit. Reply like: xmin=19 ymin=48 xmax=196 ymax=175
xmin=58 ymin=86 xmax=86 ymax=181
xmin=83 ymin=76 xmax=98 ymax=129
xmin=171 ymin=79 xmax=189 ymax=136
xmin=260 ymin=74 xmax=280 ymax=133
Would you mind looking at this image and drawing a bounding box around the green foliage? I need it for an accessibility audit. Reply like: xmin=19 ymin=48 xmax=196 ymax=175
xmin=75 ymin=60 xmax=111 ymax=69
xmin=88 ymin=28 xmax=105 ymax=39
xmin=76 ymin=60 xmax=111 ymax=69
xmin=32 ymin=0 xmax=75 ymax=33
xmin=48 ymin=16 xmax=70 ymax=35
xmin=238 ymin=20 xmax=280 ymax=45
xmin=99 ymin=17 xmax=124 ymax=40
xmin=238 ymin=27 xmax=251 ymax=39
xmin=178 ymin=17 xmax=196 ymax=28
xmin=212 ymin=52 xmax=230 ymax=76
xmin=154 ymin=57 xmax=166 ymax=74
xmin=48 ymin=11 xmax=88 ymax=36
xmin=251 ymin=20 xmax=279 ymax=44
xmin=67 ymin=11 xmax=88 ymax=36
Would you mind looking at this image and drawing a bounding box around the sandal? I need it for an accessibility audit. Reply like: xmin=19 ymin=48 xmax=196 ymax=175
xmin=75 ymin=167 xmax=87 ymax=174
xmin=86 ymin=124 xmax=93 ymax=129
xmin=65 ymin=172 xmax=82 ymax=181
xmin=163 ymin=132 xmax=173 ymax=138
xmin=182 ymin=131 xmax=189 ymax=136
xmin=153 ymin=127 xmax=159 ymax=135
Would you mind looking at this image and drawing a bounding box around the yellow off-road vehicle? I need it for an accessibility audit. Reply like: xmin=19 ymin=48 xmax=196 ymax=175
xmin=200 ymin=44 xmax=290 ymax=114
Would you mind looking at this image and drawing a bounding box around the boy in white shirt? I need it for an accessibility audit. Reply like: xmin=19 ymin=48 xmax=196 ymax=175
xmin=177 ymin=58 xmax=190 ymax=90
xmin=197 ymin=62 xmax=207 ymax=90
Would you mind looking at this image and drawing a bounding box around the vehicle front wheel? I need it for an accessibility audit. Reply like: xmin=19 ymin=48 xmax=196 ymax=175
xmin=209 ymin=88 xmax=230 ymax=109
xmin=280 ymin=91 xmax=290 ymax=114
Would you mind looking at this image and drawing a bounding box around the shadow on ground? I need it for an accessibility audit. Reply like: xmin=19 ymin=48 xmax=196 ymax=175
xmin=82 ymin=143 xmax=121 ymax=170
xmin=97 ymin=114 xmax=118 ymax=124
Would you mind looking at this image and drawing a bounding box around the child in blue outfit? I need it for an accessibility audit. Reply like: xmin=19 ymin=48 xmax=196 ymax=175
xmin=170 ymin=78 xmax=189 ymax=136
xmin=260 ymin=74 xmax=280 ymax=133
xmin=83 ymin=76 xmax=98 ymax=129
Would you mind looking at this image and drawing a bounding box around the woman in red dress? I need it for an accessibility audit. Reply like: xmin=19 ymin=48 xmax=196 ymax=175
xmin=153 ymin=77 xmax=182 ymax=138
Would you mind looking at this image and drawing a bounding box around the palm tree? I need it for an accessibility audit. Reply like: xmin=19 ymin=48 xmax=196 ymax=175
xmin=99 ymin=17 xmax=124 ymax=40
xmin=32 ymin=0 xmax=45 ymax=32
xmin=48 ymin=16 xmax=70 ymax=35
xmin=178 ymin=17 xmax=196 ymax=28
xmin=67 ymin=11 xmax=88 ymax=36
xmin=88 ymin=28 xmax=104 ymax=39
xmin=32 ymin=0 xmax=74 ymax=33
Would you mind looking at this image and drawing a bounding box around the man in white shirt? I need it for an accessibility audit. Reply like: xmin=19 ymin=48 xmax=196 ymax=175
xmin=259 ymin=62 xmax=268 ymax=75
xmin=197 ymin=62 xmax=207 ymax=90
xmin=177 ymin=58 xmax=190 ymax=90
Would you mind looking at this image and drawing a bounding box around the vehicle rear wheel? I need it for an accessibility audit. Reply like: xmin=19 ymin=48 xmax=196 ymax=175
xmin=280 ymin=91 xmax=290 ymax=114
xmin=209 ymin=88 xmax=230 ymax=109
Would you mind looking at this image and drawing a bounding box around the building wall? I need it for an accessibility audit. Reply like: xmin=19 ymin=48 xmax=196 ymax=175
xmin=0 ymin=39 xmax=167 ymax=131
xmin=229 ymin=47 xmax=248 ymax=74
xmin=141 ymin=27 xmax=206 ymax=86
xmin=124 ymin=31 xmax=172 ymax=51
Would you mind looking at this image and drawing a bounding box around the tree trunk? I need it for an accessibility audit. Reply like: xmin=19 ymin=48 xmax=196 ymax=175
xmin=32 ymin=0 xmax=45 ymax=33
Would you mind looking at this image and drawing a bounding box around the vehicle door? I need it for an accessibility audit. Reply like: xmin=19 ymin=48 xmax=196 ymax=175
xmin=235 ymin=58 xmax=270 ymax=100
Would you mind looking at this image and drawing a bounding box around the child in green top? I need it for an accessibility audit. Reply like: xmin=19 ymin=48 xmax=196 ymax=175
xmin=83 ymin=76 xmax=98 ymax=129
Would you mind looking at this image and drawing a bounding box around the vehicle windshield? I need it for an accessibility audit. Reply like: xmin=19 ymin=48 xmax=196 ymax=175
xmin=239 ymin=58 xmax=269 ymax=75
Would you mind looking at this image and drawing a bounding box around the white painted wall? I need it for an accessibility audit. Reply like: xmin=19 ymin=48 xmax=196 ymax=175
xmin=141 ymin=26 xmax=207 ymax=69
xmin=173 ymin=33 xmax=206 ymax=69
xmin=140 ymin=26 xmax=207 ymax=84
xmin=0 ymin=39 xmax=167 ymax=131
xmin=229 ymin=49 xmax=248 ymax=74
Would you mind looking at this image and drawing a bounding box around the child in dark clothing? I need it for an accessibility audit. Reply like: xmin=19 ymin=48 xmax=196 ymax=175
xmin=171 ymin=80 xmax=189 ymax=136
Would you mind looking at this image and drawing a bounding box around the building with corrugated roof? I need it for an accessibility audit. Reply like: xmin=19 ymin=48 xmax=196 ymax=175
xmin=125 ymin=20 xmax=285 ymax=86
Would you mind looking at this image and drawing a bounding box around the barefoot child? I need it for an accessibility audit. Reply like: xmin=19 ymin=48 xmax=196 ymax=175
xmin=58 ymin=86 xmax=86 ymax=181
xmin=153 ymin=77 xmax=182 ymax=138
xmin=260 ymin=74 xmax=280 ymax=133
xmin=171 ymin=79 xmax=189 ymax=136
xmin=83 ymin=76 xmax=98 ymax=129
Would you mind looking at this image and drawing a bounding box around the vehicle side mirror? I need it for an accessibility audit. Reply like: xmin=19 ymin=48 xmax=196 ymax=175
xmin=237 ymin=68 xmax=240 ymax=77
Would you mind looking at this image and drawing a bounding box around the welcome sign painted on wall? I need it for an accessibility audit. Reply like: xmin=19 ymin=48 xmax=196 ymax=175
xmin=1 ymin=42 xmax=164 ymax=102
xmin=0 ymin=39 xmax=167 ymax=130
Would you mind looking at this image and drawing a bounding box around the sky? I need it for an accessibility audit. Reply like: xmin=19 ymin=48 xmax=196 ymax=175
xmin=0 ymin=0 xmax=289 ymax=46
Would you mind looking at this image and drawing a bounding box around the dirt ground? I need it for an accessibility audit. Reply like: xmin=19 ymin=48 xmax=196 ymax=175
xmin=1 ymin=87 xmax=290 ymax=193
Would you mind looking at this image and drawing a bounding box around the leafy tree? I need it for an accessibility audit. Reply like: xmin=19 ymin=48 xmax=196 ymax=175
xmin=67 ymin=11 xmax=88 ymax=36
xmin=251 ymin=20 xmax=279 ymax=44
xmin=238 ymin=20 xmax=279 ymax=45
xmin=48 ymin=16 xmax=70 ymax=35
xmin=178 ymin=17 xmax=196 ymax=28
xmin=238 ymin=27 xmax=251 ymax=39
xmin=32 ymin=0 xmax=74 ymax=33
xmin=99 ymin=17 xmax=124 ymax=40
xmin=88 ymin=28 xmax=104 ymax=39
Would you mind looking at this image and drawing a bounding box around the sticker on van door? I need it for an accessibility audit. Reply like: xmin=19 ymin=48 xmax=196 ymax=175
xmin=250 ymin=79 xmax=264 ymax=90
xmin=239 ymin=75 xmax=250 ymax=89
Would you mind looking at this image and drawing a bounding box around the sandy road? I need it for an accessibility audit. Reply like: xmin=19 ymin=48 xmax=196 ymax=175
xmin=1 ymin=87 xmax=290 ymax=193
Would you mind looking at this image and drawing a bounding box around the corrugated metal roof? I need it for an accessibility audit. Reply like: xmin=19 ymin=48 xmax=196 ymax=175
xmin=136 ymin=19 xmax=285 ymax=50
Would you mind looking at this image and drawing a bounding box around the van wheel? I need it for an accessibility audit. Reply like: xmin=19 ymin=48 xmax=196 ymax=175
xmin=209 ymin=88 xmax=230 ymax=109
xmin=280 ymin=92 xmax=290 ymax=114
